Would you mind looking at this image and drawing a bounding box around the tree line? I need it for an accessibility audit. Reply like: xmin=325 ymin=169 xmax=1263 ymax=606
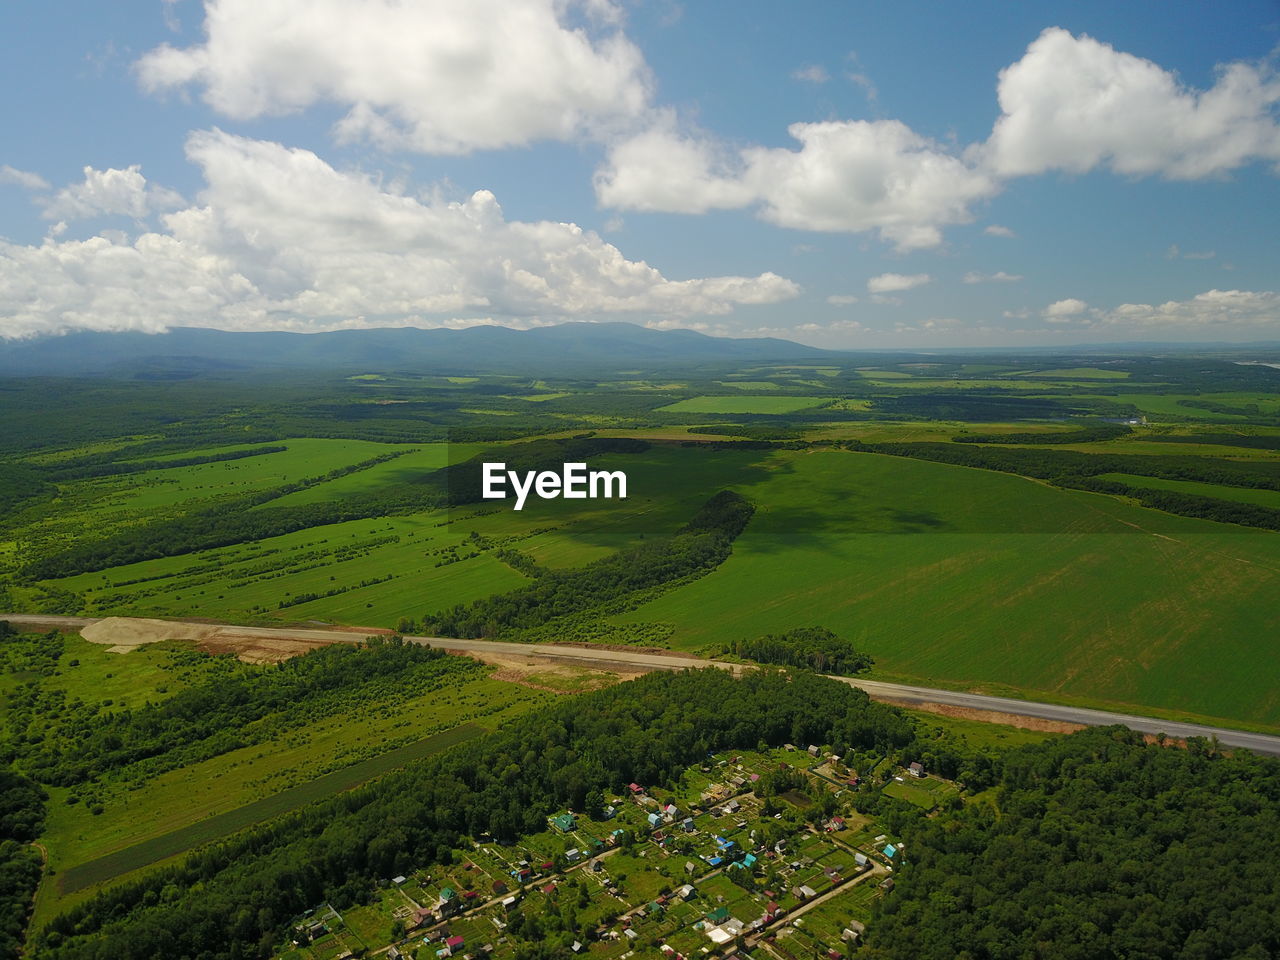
xmin=32 ymin=668 xmax=913 ymax=959
xmin=721 ymin=626 xmax=875 ymax=675
xmin=419 ymin=489 xmax=754 ymax=638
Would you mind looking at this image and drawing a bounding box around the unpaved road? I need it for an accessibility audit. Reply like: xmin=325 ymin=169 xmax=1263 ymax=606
xmin=7 ymin=613 xmax=1280 ymax=757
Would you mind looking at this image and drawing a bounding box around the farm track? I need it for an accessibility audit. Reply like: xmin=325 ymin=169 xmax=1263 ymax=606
xmin=6 ymin=614 xmax=1280 ymax=757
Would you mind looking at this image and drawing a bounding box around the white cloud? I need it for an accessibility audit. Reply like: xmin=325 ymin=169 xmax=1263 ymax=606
xmin=1097 ymin=289 xmax=1280 ymax=328
xmin=744 ymin=122 xmax=998 ymax=249
xmin=867 ymin=272 xmax=931 ymax=293
xmin=135 ymin=0 xmax=652 ymax=154
xmin=792 ymin=64 xmax=829 ymax=84
xmin=963 ymin=271 xmax=1022 ymax=284
xmin=826 ymin=294 xmax=860 ymax=305
xmin=593 ymin=118 xmax=755 ymax=213
xmin=0 ymin=165 xmax=50 ymax=191
xmin=983 ymin=224 xmax=1016 ymax=238
xmin=598 ymin=119 xmax=998 ymax=250
xmin=1043 ymin=297 xmax=1089 ymax=319
xmin=41 ymin=165 xmax=184 ymax=222
xmin=0 ymin=131 xmax=799 ymax=339
xmin=984 ymin=27 xmax=1280 ymax=179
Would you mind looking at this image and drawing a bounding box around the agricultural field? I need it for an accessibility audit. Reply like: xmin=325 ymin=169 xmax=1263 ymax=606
xmin=655 ymin=395 xmax=830 ymax=414
xmin=613 ymin=447 xmax=1280 ymax=730
xmin=1099 ymin=473 xmax=1280 ymax=509
xmin=5 ymin=628 xmax=559 ymax=928
xmin=3 ymin=351 xmax=1278 ymax=731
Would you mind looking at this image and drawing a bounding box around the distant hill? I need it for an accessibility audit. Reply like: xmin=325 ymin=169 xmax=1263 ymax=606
xmin=0 ymin=323 xmax=833 ymax=377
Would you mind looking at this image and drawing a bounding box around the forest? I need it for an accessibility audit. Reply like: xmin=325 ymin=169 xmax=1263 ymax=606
xmin=30 ymin=668 xmax=913 ymax=960
xmin=863 ymin=727 xmax=1280 ymax=959
xmin=722 ymin=626 xmax=875 ymax=675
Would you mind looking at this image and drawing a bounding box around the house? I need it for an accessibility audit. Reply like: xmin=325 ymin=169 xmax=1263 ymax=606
xmin=590 ymin=859 xmax=603 ymax=873
xmin=502 ymin=895 xmax=522 ymax=912
xmin=391 ymin=875 xmax=407 ymax=885
xmin=909 ymin=762 xmax=925 ymax=778
xmin=551 ymin=813 xmax=577 ymax=833
xmin=799 ymin=885 xmax=818 ymax=899
xmin=679 ymin=884 xmax=696 ymax=900
xmin=629 ymin=783 xmax=644 ymax=794
xmin=445 ymin=935 xmax=465 ymax=956
xmin=602 ymin=804 xmax=617 ymax=819
xmin=706 ymin=907 xmax=730 ymax=925
xmin=854 ymin=852 xmax=868 ymax=867
xmin=807 ymin=745 xmax=820 ymax=756
xmin=741 ymin=853 xmax=758 ymax=869
xmin=648 ymin=812 xmax=662 ymax=828
xmin=880 ymin=878 xmax=896 ymax=891
xmin=682 ymin=817 xmax=696 ymax=833
xmin=724 ymin=799 xmax=740 ymax=814
xmin=664 ymin=802 xmax=679 ymax=818
xmin=685 ymin=860 xmax=697 ymax=875
xmin=648 ymin=901 xmax=664 ymax=917
xmin=571 ymin=942 xmax=583 ymax=953
xmin=565 ymin=848 xmax=582 ymax=863
xmin=492 ymin=880 xmax=508 ymax=895
xmin=883 ymin=843 xmax=898 ymax=859
xmin=826 ymin=816 xmax=845 ymax=832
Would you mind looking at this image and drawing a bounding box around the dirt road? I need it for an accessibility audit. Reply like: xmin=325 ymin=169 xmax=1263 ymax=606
xmin=6 ymin=613 xmax=1280 ymax=757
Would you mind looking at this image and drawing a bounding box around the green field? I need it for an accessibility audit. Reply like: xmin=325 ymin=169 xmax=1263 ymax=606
xmin=1101 ymin=473 xmax=1280 ymax=508
xmin=57 ymin=722 xmax=489 ymax=895
xmin=613 ymin=448 xmax=1280 ymax=728
xmin=655 ymin=395 xmax=829 ymax=414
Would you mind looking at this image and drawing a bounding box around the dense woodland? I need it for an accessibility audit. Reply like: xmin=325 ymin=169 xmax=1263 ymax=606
xmin=0 ymin=768 xmax=44 ymax=960
xmin=31 ymin=669 xmax=913 ymax=960
xmin=723 ymin=626 xmax=875 ymax=675
xmin=864 ymin=727 xmax=1280 ymax=959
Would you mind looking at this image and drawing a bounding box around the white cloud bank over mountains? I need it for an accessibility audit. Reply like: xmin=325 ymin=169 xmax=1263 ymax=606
xmin=0 ymin=132 xmax=798 ymax=339
xmin=5 ymin=4 xmax=1279 ymax=341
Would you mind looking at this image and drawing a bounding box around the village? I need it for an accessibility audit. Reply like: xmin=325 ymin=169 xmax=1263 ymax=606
xmin=277 ymin=745 xmax=961 ymax=960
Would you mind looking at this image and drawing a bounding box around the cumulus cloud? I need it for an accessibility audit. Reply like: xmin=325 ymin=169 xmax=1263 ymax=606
xmin=1097 ymin=289 xmax=1280 ymax=328
xmin=1043 ymin=298 xmax=1089 ymax=320
xmin=0 ymin=165 xmax=50 ymax=191
xmin=41 ymin=165 xmax=184 ymax=222
xmin=867 ymin=272 xmax=931 ymax=293
xmin=135 ymin=0 xmax=652 ymax=154
xmin=963 ymin=271 xmax=1022 ymax=283
xmin=984 ymin=27 xmax=1280 ymax=179
xmin=598 ymin=119 xmax=998 ymax=250
xmin=593 ymin=118 xmax=754 ymax=213
xmin=983 ymin=224 xmax=1016 ymax=238
xmin=0 ymin=131 xmax=799 ymax=339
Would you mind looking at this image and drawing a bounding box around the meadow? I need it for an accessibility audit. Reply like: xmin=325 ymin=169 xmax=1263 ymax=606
xmin=5 ymin=353 xmax=1279 ymax=729
xmin=613 ymin=448 xmax=1280 ymax=730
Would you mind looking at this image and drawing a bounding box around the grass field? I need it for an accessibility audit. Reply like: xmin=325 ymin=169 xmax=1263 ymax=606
xmin=656 ymin=395 xmax=829 ymax=414
xmin=57 ymin=722 xmax=489 ymax=895
xmin=1101 ymin=473 xmax=1280 ymax=509
xmin=32 ymin=670 xmax=552 ymax=925
xmin=613 ymin=448 xmax=1280 ymax=728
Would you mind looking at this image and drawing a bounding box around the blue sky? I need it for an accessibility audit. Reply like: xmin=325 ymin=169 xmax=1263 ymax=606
xmin=1 ymin=0 xmax=1278 ymax=347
